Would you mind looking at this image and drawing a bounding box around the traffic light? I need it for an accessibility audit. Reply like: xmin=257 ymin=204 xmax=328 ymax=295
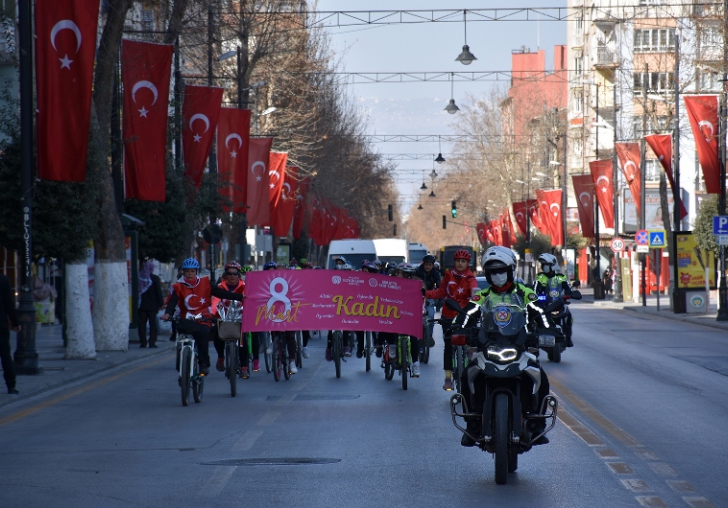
xmin=388 ymin=204 xmax=393 ymax=221
xmin=451 ymin=201 xmax=457 ymax=218
xmin=442 ymin=215 xmax=447 ymax=229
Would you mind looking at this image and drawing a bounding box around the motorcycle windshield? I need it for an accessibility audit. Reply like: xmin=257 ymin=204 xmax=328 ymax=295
xmin=482 ymin=303 xmax=526 ymax=337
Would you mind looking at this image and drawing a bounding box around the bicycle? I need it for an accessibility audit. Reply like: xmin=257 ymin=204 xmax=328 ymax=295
xmin=217 ymin=302 xmax=243 ymax=397
xmin=431 ymin=317 xmax=467 ymax=393
xmin=263 ymin=331 xmax=273 ymax=373
xmin=380 ymin=334 xmax=413 ymax=390
xmin=362 ymin=331 xmax=374 ymax=372
xmin=294 ymin=330 xmax=304 ymax=369
xmin=270 ymin=332 xmax=291 ymax=382
xmin=331 ymin=330 xmax=345 ymax=378
xmin=172 ymin=314 xmax=211 ymax=406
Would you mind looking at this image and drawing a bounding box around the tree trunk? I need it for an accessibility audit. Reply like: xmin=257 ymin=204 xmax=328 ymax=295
xmin=64 ymin=263 xmax=95 ymax=359
xmin=88 ymin=0 xmax=133 ymax=351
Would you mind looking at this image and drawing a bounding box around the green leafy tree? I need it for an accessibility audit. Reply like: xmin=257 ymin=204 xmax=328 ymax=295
xmin=694 ymin=195 xmax=719 ymax=256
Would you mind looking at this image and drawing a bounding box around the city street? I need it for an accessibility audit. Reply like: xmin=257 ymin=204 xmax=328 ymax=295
xmin=1 ymin=300 xmax=726 ymax=508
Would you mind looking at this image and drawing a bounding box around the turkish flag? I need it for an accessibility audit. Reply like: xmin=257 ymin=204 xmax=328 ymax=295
xmin=572 ymin=175 xmax=595 ymax=239
xmin=121 ymin=40 xmax=173 ymax=201
xmin=615 ymin=142 xmax=642 ymax=217
xmin=512 ymin=202 xmax=528 ymax=236
xmin=684 ymin=95 xmax=720 ymax=194
xmin=292 ymin=177 xmax=311 ymax=240
xmin=589 ymin=159 xmax=615 ymax=228
xmin=490 ymin=219 xmax=502 ymax=246
xmin=526 ymin=199 xmax=544 ymax=234
xmin=644 ymin=134 xmax=688 ymax=220
xmin=308 ymin=200 xmax=323 ymax=245
xmin=270 ymin=165 xmax=297 ymax=236
xmin=536 ymin=189 xmax=563 ymax=246
xmin=182 ymin=85 xmax=223 ymax=188
xmin=36 ymin=0 xmax=100 ymax=181
xmin=268 ymin=152 xmax=288 ymax=214
xmin=246 ymin=137 xmax=273 ymax=227
xmin=476 ymin=222 xmax=488 ymax=246
xmin=217 ymin=108 xmax=251 ymax=213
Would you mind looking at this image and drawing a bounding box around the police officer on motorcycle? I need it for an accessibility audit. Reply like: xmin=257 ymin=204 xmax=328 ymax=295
xmin=533 ymin=253 xmax=576 ymax=347
xmin=453 ymin=246 xmax=552 ymax=447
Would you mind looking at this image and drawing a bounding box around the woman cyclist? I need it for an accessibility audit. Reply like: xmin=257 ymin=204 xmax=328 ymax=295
xmin=262 ymin=261 xmax=298 ymax=374
xmin=211 ymin=261 xmax=249 ymax=376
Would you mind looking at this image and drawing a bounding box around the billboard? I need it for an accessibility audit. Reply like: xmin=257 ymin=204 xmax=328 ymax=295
xmin=675 ymin=232 xmax=716 ymax=290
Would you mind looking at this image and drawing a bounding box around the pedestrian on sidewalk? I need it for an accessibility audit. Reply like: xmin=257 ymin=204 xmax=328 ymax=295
xmin=138 ymin=260 xmax=164 ymax=348
xmin=0 ymin=273 xmax=19 ymax=394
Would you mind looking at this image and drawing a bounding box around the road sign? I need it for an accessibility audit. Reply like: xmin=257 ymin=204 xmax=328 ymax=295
xmin=635 ymin=229 xmax=649 ymax=245
xmin=718 ymin=235 xmax=728 ymax=246
xmin=636 ymin=245 xmax=650 ymax=253
xmin=610 ymin=238 xmax=625 ymax=253
xmin=713 ymin=216 xmax=728 ymax=235
xmin=648 ymin=230 xmax=666 ymax=248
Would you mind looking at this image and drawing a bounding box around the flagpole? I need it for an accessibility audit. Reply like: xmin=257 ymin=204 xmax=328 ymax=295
xmin=717 ymin=0 xmax=728 ymax=321
xmin=14 ymin=0 xmax=41 ymax=374
xmin=594 ymin=82 xmax=605 ymax=300
xmin=672 ymin=35 xmax=685 ymax=313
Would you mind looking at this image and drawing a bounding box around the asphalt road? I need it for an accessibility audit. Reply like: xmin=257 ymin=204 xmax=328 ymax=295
xmin=1 ymin=302 xmax=726 ymax=508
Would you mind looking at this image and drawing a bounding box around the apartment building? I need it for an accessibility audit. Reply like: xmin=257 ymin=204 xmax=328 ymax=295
xmin=566 ymin=0 xmax=723 ymax=232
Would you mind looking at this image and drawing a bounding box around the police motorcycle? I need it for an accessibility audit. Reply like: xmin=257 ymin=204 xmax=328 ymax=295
xmin=447 ymin=295 xmax=560 ymax=484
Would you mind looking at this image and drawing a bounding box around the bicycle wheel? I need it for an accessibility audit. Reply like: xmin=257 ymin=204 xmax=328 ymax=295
xmin=364 ymin=331 xmax=372 ymax=372
xmin=180 ymin=347 xmax=191 ymax=406
xmin=192 ymin=356 xmax=204 ymax=403
xmin=272 ymin=335 xmax=281 ymax=382
xmin=226 ymin=341 xmax=237 ymax=397
xmin=283 ymin=340 xmax=291 ymax=380
xmin=384 ymin=345 xmax=394 ymax=381
xmin=295 ymin=331 xmax=303 ymax=369
xmin=454 ymin=346 xmax=464 ymax=394
xmin=333 ymin=331 xmax=343 ymax=378
xmin=421 ymin=323 xmax=431 ymax=364
xmin=400 ymin=336 xmax=408 ymax=391
xmin=264 ymin=332 xmax=273 ymax=373
xmin=175 ymin=341 xmax=181 ymax=371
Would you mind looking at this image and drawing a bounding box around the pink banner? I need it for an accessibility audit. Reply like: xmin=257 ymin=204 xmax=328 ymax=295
xmin=242 ymin=270 xmax=423 ymax=337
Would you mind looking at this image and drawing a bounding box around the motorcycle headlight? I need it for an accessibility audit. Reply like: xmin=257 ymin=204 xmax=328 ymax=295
xmin=486 ymin=346 xmax=519 ymax=364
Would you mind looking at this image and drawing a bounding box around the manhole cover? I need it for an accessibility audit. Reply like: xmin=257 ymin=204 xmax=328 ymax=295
xmin=202 ymin=458 xmax=341 ymax=466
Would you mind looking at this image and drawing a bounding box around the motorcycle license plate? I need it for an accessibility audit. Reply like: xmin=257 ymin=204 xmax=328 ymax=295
xmin=539 ymin=335 xmax=555 ymax=347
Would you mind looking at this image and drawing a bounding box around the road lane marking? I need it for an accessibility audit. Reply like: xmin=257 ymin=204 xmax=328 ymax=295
xmin=198 ymin=465 xmax=236 ymax=498
xmin=274 ymin=394 xmax=295 ymax=406
xmin=257 ymin=411 xmax=280 ymax=426
xmin=0 ymin=354 xmax=171 ymax=427
xmin=649 ymin=463 xmax=677 ymax=476
xmin=683 ymin=497 xmax=716 ymax=508
xmin=635 ymin=496 xmax=669 ymax=507
xmin=557 ymin=408 xmax=605 ymax=446
xmin=622 ymin=479 xmax=652 ymax=493
xmin=606 ymin=462 xmax=634 ymax=474
xmin=232 ymin=430 xmax=263 ymax=451
xmin=666 ymin=480 xmax=696 ymax=493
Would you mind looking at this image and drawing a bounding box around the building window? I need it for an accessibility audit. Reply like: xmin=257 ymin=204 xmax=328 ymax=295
xmin=634 ymin=28 xmax=676 ymax=52
xmin=574 ymin=91 xmax=583 ymax=113
xmin=645 ymin=159 xmax=660 ymax=182
xmin=632 ymin=116 xmax=670 ymax=137
xmin=633 ymin=72 xmax=674 ymax=94
xmin=697 ymin=69 xmax=722 ymax=91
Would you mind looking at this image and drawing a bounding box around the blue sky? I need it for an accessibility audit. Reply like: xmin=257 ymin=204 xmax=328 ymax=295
xmin=314 ymin=1 xmax=567 ymax=207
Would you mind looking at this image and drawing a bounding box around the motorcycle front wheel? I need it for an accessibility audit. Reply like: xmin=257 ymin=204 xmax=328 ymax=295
xmin=494 ymin=393 xmax=509 ymax=485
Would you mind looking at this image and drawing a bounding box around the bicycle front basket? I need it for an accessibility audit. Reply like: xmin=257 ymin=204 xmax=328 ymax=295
xmin=217 ymin=320 xmax=242 ymax=340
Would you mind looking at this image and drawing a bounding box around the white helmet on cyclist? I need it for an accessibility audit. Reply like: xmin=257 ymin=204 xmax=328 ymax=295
xmin=538 ymin=253 xmax=558 ymax=275
xmin=481 ymin=246 xmax=517 ymax=288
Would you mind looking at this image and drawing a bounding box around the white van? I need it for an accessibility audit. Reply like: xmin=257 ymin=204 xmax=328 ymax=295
xmin=326 ymin=239 xmax=377 ymax=270
xmin=373 ymin=238 xmax=408 ymax=266
xmin=408 ymin=242 xmax=428 ymax=265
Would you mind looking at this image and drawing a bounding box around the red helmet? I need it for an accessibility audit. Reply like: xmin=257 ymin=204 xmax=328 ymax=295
xmin=224 ymin=261 xmax=242 ymax=273
xmin=453 ymin=249 xmax=472 ymax=261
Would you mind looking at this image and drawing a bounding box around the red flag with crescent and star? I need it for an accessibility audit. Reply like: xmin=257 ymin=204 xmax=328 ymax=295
xmin=536 ymin=189 xmax=563 ymax=246
xmin=271 ymin=166 xmax=298 ymax=237
xmin=589 ymin=159 xmax=615 ymax=229
xmin=615 ymin=142 xmax=642 ymax=217
xmin=476 ymin=222 xmax=488 ymax=246
xmin=246 ymin=137 xmax=274 ymax=227
xmin=526 ymin=199 xmax=544 ymax=235
xmin=512 ymin=201 xmax=528 ymax=236
xmin=266 ymin=152 xmax=288 ymax=230
xmin=217 ymin=108 xmax=251 ymax=213
xmin=122 ymin=40 xmax=173 ymax=201
xmin=684 ymin=95 xmax=720 ymax=194
xmin=644 ymin=133 xmax=688 ymax=220
xmin=182 ymin=85 xmax=224 ymax=188
xmin=292 ymin=177 xmax=311 ymax=240
xmin=36 ymin=0 xmax=100 ymax=182
xmin=572 ymin=175 xmax=595 ymax=239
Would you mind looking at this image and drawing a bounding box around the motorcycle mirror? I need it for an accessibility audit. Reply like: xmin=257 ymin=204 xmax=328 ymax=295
xmin=444 ymin=298 xmax=465 ymax=313
xmin=571 ymin=290 xmax=582 ymax=300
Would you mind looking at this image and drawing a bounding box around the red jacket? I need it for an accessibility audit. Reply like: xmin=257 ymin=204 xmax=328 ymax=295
xmin=170 ymin=276 xmax=214 ymax=322
xmin=211 ymin=280 xmax=245 ymax=316
xmin=425 ymin=268 xmax=477 ymax=319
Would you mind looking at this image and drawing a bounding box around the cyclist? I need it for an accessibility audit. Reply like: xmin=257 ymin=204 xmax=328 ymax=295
xmin=211 ymin=261 xmax=249 ymax=376
xmin=533 ymin=253 xmax=575 ymax=347
xmin=424 ymin=249 xmax=477 ymax=391
xmin=355 ymin=260 xmax=380 ymax=358
xmin=326 ymin=260 xmax=355 ymax=359
xmin=162 ymin=258 xmax=244 ymax=375
xmin=416 ymin=254 xmax=440 ymax=347
xmin=261 ymin=261 xmax=298 ymax=374
xmin=452 ymin=246 xmax=552 ymax=446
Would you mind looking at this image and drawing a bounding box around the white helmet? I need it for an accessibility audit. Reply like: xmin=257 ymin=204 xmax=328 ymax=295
xmin=481 ymin=246 xmax=517 ymax=271
xmin=538 ymin=253 xmax=558 ymax=273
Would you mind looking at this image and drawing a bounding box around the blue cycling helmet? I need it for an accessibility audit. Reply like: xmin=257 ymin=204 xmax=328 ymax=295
xmin=180 ymin=258 xmax=200 ymax=270
xmin=263 ymin=261 xmax=277 ymax=270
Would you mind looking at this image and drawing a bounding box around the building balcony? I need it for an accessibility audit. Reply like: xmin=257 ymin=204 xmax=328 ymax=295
xmin=594 ymin=46 xmax=619 ymax=69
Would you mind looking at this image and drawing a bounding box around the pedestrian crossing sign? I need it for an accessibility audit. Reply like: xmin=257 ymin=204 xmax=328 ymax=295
xmin=648 ymin=230 xmax=666 ymax=248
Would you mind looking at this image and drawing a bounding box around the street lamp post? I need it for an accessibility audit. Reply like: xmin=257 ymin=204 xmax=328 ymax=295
xmin=593 ymin=82 xmax=605 ymax=300
xmin=718 ymin=3 xmax=728 ymax=321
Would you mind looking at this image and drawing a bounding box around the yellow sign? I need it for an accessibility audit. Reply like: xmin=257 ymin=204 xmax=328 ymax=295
xmin=675 ymin=233 xmax=716 ymax=290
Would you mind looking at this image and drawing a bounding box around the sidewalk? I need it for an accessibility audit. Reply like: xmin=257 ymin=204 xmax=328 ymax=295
xmin=579 ymin=287 xmax=728 ymax=332
xmin=0 ymin=324 xmax=175 ymax=409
